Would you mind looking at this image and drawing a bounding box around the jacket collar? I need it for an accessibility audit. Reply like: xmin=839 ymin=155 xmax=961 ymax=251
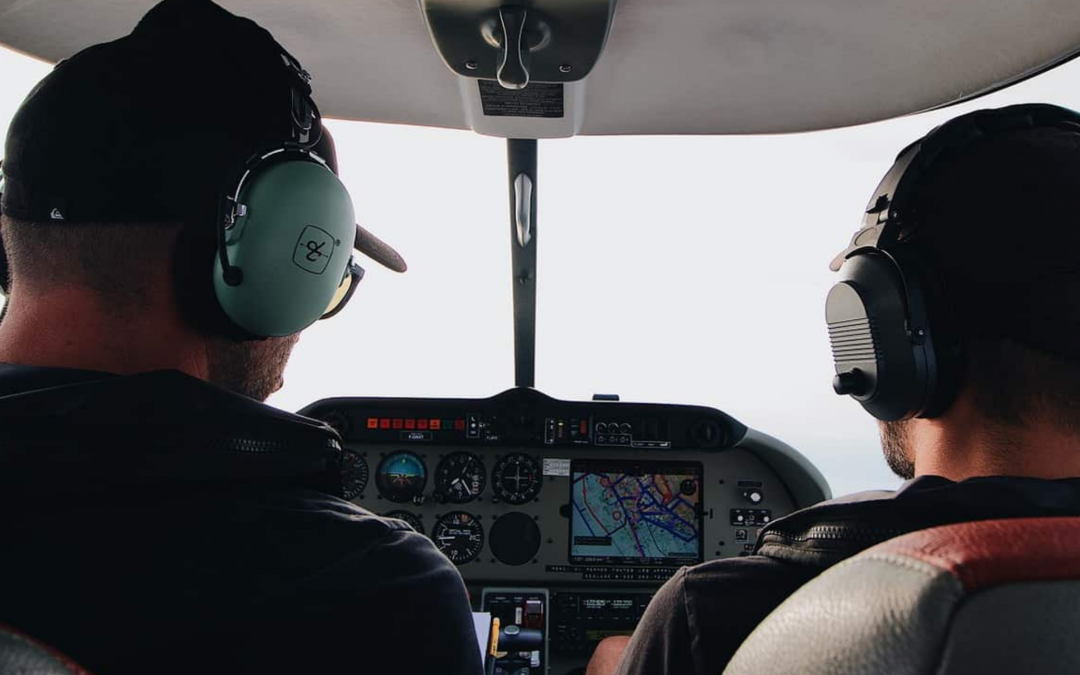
xmin=756 ymin=475 xmax=1080 ymax=568
xmin=0 ymin=365 xmax=344 ymax=498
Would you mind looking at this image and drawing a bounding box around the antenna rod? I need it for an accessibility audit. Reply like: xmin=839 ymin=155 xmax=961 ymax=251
xmin=507 ymin=138 xmax=538 ymax=388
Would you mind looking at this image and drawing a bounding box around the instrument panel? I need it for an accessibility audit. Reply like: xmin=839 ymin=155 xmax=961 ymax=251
xmin=333 ymin=443 xmax=794 ymax=581
xmin=302 ymin=387 xmax=829 ymax=673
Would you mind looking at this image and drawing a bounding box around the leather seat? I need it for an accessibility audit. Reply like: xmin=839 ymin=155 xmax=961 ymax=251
xmin=0 ymin=625 xmax=92 ymax=675
xmin=723 ymin=518 xmax=1080 ymax=675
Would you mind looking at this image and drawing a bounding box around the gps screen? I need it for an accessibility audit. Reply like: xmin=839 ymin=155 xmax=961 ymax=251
xmin=569 ymin=460 xmax=704 ymax=566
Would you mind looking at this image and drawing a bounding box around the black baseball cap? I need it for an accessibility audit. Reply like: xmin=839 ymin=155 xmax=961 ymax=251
xmin=906 ymin=115 xmax=1080 ymax=360
xmin=0 ymin=0 xmax=405 ymax=273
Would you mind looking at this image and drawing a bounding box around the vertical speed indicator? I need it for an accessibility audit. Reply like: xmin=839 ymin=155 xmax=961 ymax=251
xmin=432 ymin=512 xmax=485 ymax=564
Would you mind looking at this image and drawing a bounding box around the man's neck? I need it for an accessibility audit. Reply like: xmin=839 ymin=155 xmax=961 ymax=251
xmin=912 ymin=394 xmax=1080 ymax=481
xmin=0 ymin=289 xmax=210 ymax=380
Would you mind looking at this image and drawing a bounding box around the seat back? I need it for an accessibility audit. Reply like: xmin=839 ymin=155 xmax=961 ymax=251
xmin=723 ymin=518 xmax=1080 ymax=675
xmin=0 ymin=625 xmax=92 ymax=675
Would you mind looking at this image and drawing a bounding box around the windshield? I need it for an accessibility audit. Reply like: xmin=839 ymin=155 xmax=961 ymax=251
xmin=3 ymin=46 xmax=1080 ymax=496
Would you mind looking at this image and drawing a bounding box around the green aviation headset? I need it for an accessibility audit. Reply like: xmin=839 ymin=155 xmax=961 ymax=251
xmin=826 ymin=103 xmax=1080 ymax=421
xmin=208 ymin=133 xmax=364 ymax=338
xmin=0 ymin=51 xmax=363 ymax=340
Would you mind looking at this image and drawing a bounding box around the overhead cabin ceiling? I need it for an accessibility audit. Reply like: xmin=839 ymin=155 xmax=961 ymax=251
xmin=2 ymin=0 xmax=1080 ymax=138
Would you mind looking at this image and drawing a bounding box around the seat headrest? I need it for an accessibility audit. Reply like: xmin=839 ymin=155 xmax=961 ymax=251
xmin=723 ymin=518 xmax=1080 ymax=675
xmin=0 ymin=624 xmax=92 ymax=675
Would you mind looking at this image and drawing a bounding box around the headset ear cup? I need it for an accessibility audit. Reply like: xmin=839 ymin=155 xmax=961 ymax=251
xmin=827 ymin=253 xmax=928 ymax=421
xmin=213 ymin=159 xmax=355 ymax=338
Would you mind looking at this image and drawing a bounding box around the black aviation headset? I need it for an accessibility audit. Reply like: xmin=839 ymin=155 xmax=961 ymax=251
xmin=826 ymin=103 xmax=1080 ymax=421
xmin=0 ymin=51 xmax=364 ymax=340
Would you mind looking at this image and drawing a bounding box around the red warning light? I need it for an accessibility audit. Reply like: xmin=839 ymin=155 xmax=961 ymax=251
xmin=392 ymin=419 xmax=404 ymax=430
xmin=405 ymin=419 xmax=416 ymax=430
xmin=430 ymin=419 xmax=442 ymax=430
xmin=454 ymin=420 xmax=466 ymax=431
xmin=367 ymin=418 xmax=379 ymax=429
xmin=417 ymin=419 xmax=429 ymax=430
xmin=379 ymin=418 xmax=391 ymax=429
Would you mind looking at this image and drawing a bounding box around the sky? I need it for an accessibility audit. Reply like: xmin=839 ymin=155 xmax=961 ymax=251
xmin=3 ymin=45 xmax=1080 ymax=498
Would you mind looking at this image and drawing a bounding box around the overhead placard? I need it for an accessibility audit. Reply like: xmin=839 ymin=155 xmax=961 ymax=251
xmin=479 ymin=81 xmax=564 ymax=118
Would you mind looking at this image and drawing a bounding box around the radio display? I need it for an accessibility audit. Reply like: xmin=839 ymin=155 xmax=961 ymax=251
xmin=569 ymin=459 xmax=704 ymax=566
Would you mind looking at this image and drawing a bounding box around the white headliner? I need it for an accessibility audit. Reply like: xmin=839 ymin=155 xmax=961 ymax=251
xmin=1 ymin=0 xmax=1079 ymax=136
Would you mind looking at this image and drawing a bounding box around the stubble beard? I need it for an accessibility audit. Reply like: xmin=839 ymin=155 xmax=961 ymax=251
xmin=206 ymin=333 xmax=301 ymax=402
xmin=879 ymin=419 xmax=916 ymax=480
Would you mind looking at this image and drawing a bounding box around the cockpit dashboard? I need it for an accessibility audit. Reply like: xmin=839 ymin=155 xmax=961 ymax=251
xmin=302 ymin=387 xmax=829 ymax=674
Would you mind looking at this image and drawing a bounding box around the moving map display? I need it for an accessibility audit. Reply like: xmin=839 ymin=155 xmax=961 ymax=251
xmin=570 ymin=460 xmax=703 ymax=565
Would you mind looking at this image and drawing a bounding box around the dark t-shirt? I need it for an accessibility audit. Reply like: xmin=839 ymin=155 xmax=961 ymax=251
xmin=0 ymin=365 xmax=483 ymax=675
xmin=614 ymin=475 xmax=1080 ymax=675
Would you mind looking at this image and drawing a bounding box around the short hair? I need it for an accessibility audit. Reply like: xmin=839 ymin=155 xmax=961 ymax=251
xmin=965 ymin=338 xmax=1080 ymax=435
xmin=0 ymin=216 xmax=181 ymax=318
xmin=908 ymin=124 xmax=1080 ymax=432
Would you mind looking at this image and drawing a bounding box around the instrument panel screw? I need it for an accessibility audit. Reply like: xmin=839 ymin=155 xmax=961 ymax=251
xmin=559 ymin=64 xmax=572 ymax=73
xmin=465 ymin=60 xmax=479 ymax=71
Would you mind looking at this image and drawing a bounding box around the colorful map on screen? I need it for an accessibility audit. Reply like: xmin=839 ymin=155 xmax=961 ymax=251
xmin=571 ymin=467 xmax=701 ymax=563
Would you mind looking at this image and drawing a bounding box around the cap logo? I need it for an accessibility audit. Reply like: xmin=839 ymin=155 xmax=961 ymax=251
xmin=293 ymin=225 xmax=337 ymax=275
xmin=49 ymin=208 xmax=64 ymax=221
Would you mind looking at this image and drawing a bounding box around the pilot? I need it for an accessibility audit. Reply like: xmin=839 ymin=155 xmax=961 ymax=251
xmin=588 ymin=103 xmax=1080 ymax=675
xmin=0 ymin=1 xmax=481 ymax=674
